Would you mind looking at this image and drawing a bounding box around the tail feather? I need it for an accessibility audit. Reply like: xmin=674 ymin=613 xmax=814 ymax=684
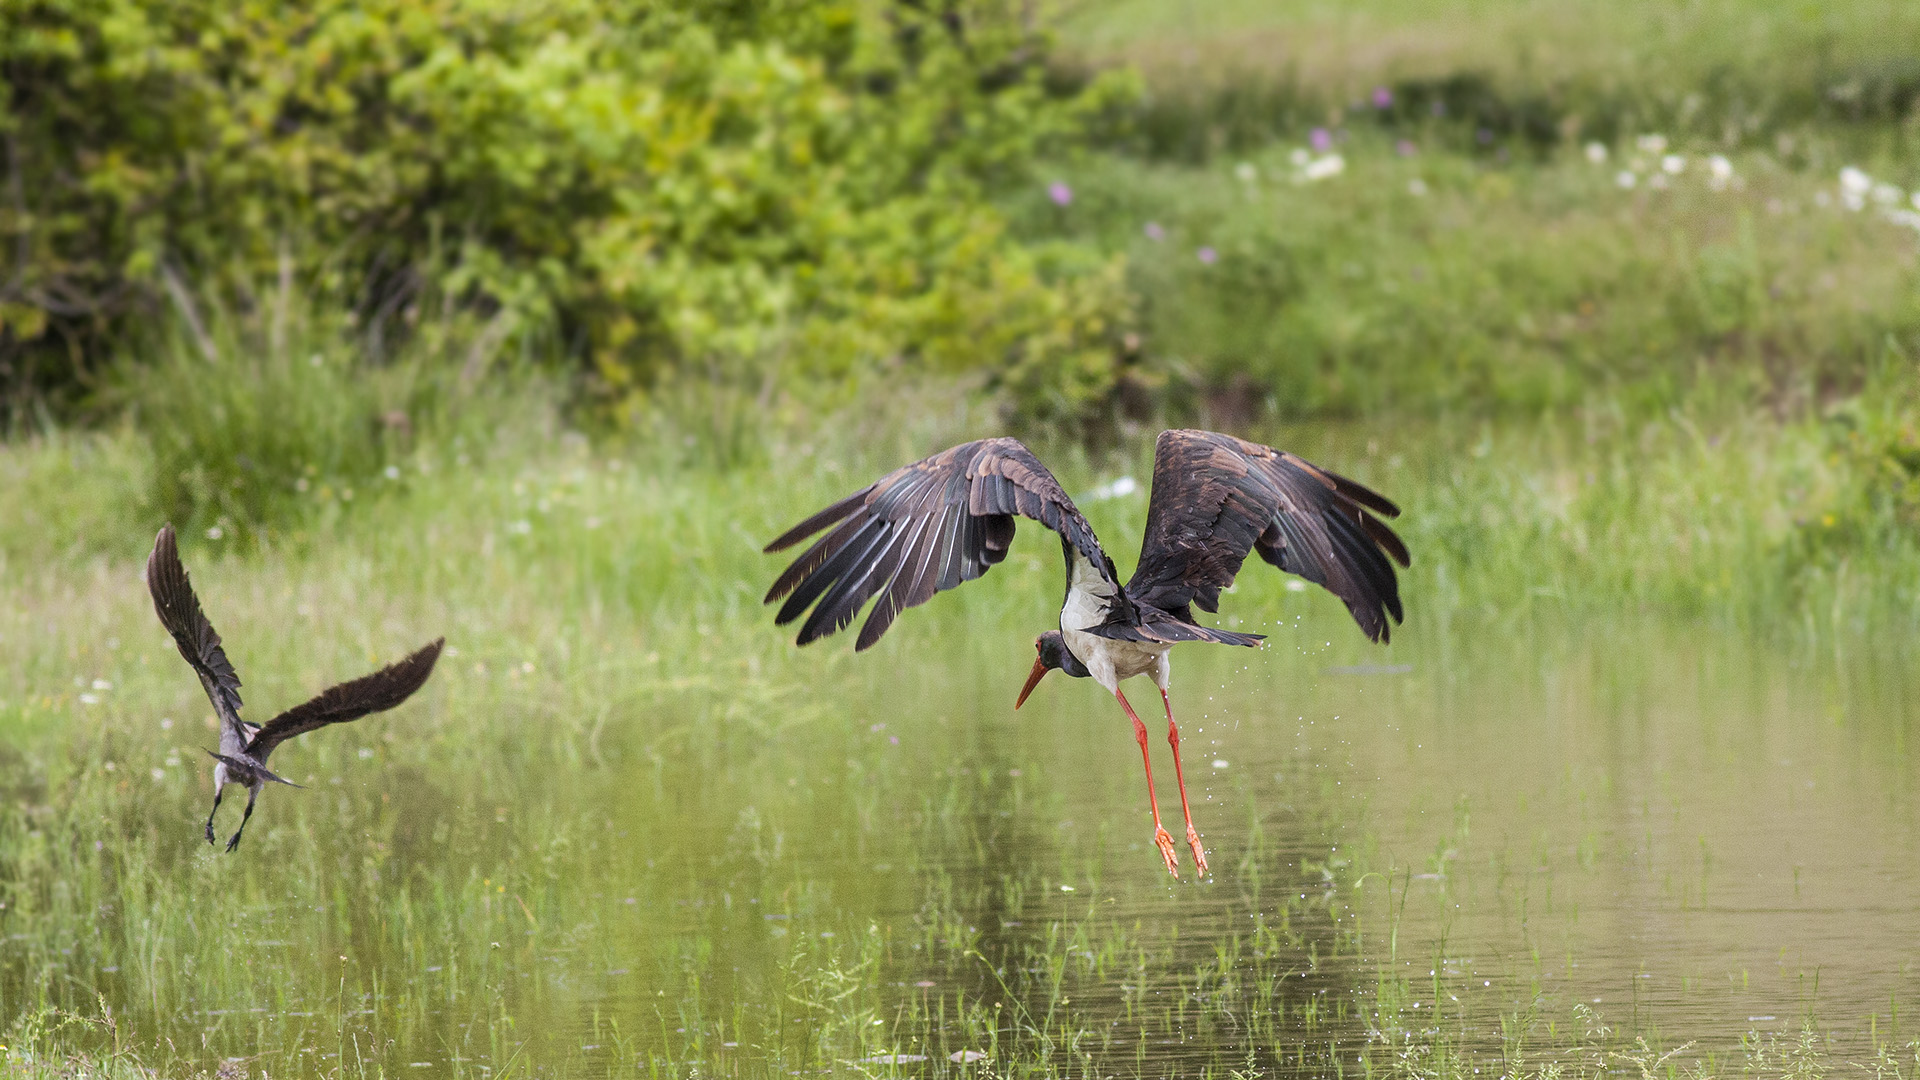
xmin=205 ymin=750 xmax=304 ymax=788
xmin=1089 ymin=622 xmax=1265 ymax=647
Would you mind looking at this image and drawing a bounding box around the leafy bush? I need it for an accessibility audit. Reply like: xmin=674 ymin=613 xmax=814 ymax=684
xmin=0 ymin=0 xmax=1136 ymax=418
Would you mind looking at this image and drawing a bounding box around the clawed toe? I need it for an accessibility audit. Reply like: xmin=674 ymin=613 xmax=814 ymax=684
xmin=224 ymin=833 xmax=242 ymax=853
xmin=1153 ymin=826 xmax=1181 ymax=878
xmin=1186 ymin=828 xmax=1208 ymax=877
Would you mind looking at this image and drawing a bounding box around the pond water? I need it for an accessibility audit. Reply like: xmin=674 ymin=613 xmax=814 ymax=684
xmin=3 ymin=593 xmax=1916 ymax=1077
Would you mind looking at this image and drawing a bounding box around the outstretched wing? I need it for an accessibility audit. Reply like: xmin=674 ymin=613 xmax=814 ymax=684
xmin=146 ymin=525 xmax=248 ymax=745
xmin=245 ymin=639 xmax=444 ymax=762
xmin=1124 ymin=430 xmax=1411 ymax=642
xmin=764 ymin=438 xmax=1122 ymax=650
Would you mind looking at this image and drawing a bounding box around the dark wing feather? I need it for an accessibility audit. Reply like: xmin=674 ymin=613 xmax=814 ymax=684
xmin=245 ymin=639 xmax=444 ymax=762
xmin=146 ymin=525 xmax=246 ymax=733
xmin=765 ymin=438 xmax=1119 ymax=650
xmin=1124 ymin=430 xmax=1411 ymax=643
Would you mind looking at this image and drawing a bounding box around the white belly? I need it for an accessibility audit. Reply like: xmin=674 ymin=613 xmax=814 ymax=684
xmin=1060 ymin=552 xmax=1170 ymax=693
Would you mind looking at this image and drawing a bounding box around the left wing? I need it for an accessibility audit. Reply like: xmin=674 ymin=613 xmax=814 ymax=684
xmin=245 ymin=639 xmax=444 ymax=763
xmin=1123 ymin=430 xmax=1410 ymax=642
xmin=146 ymin=525 xmax=250 ymax=751
xmin=764 ymin=438 xmax=1124 ymax=650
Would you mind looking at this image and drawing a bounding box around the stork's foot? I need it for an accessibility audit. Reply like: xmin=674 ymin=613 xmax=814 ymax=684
xmin=1185 ymin=826 xmax=1209 ymax=878
xmin=224 ymin=831 xmax=243 ymax=853
xmin=1153 ymin=826 xmax=1180 ymax=878
xmin=205 ymin=820 xmax=216 ymax=845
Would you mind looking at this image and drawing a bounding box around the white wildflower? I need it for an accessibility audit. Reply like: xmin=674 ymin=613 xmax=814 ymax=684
xmin=1584 ymin=141 xmax=1608 ymax=164
xmin=1840 ymin=167 xmax=1872 ymax=211
xmin=1636 ymin=134 xmax=1668 ymax=154
xmin=1661 ymin=154 xmax=1685 ymax=175
xmin=1873 ymin=182 xmax=1903 ymax=207
xmin=1883 ymin=209 xmax=1920 ymax=234
xmin=1707 ymin=154 xmax=1734 ymax=190
xmin=1289 ymin=147 xmax=1311 ymax=167
xmin=1616 ymin=170 xmax=1638 ymax=190
xmin=1408 ymin=177 xmax=1429 ymax=197
xmin=1234 ymin=161 xmax=1258 ymax=183
xmin=1302 ymin=154 xmax=1345 ymax=181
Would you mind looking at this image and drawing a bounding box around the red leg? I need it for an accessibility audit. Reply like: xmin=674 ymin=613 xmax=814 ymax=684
xmin=1162 ymin=688 xmax=1209 ymax=877
xmin=1117 ymin=690 xmax=1180 ymax=878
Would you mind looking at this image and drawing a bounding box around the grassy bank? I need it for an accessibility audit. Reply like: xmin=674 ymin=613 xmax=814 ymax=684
xmin=1012 ymin=128 xmax=1920 ymax=424
xmin=1057 ymin=0 xmax=1920 ymax=161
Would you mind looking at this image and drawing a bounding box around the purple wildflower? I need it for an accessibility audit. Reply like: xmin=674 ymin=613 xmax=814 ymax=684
xmin=1475 ymin=127 xmax=1494 ymax=145
xmin=1197 ymin=246 xmax=1218 ymax=265
xmin=1310 ymin=127 xmax=1334 ymax=152
xmin=1048 ymin=181 xmax=1072 ymax=207
xmin=1431 ymin=101 xmax=1446 ymax=117
xmin=1143 ymin=221 xmax=1165 ymax=241
xmin=1396 ymin=139 xmax=1417 ymax=157
xmin=1372 ymin=86 xmax=1393 ymax=109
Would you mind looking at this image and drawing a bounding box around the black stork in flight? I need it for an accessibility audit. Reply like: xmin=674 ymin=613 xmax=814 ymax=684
xmin=145 ymin=525 xmax=444 ymax=852
xmin=764 ymin=429 xmax=1409 ymax=879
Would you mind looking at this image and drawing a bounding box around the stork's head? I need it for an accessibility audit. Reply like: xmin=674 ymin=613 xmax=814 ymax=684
xmin=1016 ymin=630 xmax=1088 ymax=708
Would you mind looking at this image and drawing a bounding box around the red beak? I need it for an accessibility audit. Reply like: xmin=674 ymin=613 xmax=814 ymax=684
xmin=1015 ymin=656 xmax=1049 ymax=709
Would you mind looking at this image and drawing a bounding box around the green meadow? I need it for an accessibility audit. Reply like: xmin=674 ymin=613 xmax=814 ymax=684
xmin=4 ymin=0 xmax=1920 ymax=1077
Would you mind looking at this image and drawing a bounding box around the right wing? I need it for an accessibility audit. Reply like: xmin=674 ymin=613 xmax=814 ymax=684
xmin=764 ymin=438 xmax=1122 ymax=650
xmin=146 ymin=525 xmax=248 ymax=742
xmin=246 ymin=639 xmax=444 ymax=763
xmin=1123 ymin=430 xmax=1410 ymax=643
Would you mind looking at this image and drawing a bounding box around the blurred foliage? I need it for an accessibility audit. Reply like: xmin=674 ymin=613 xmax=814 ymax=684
xmin=0 ymin=0 xmax=1137 ymax=420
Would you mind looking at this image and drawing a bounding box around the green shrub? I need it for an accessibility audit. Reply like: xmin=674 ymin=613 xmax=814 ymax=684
xmin=0 ymin=0 xmax=1136 ymax=418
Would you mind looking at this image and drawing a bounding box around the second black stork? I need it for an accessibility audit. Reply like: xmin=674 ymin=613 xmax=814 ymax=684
xmin=764 ymin=429 xmax=1409 ymax=879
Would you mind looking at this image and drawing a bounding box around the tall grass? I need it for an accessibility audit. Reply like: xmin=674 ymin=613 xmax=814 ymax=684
xmin=109 ymin=271 xmax=558 ymax=546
